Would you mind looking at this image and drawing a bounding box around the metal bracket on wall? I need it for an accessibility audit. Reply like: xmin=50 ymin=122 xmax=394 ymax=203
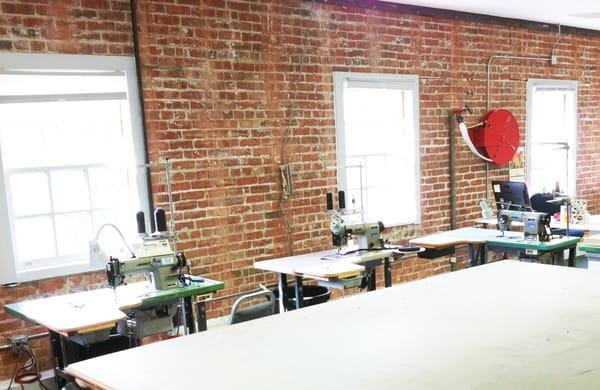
xmin=280 ymin=164 xmax=293 ymax=200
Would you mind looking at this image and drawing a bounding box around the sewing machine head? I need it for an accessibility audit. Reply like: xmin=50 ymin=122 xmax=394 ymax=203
xmin=106 ymin=252 xmax=186 ymax=291
xmin=330 ymin=216 xmax=385 ymax=252
xmin=497 ymin=209 xmax=551 ymax=242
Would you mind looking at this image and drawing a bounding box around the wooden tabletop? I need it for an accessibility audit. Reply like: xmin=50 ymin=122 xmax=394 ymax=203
xmin=410 ymin=227 xmax=580 ymax=251
xmin=409 ymin=227 xmax=522 ymax=249
xmin=254 ymin=249 xmax=396 ymax=279
xmin=4 ymin=278 xmax=224 ymax=335
xmin=67 ymin=261 xmax=600 ymax=389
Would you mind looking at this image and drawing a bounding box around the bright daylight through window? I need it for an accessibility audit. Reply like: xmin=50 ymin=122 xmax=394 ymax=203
xmin=526 ymin=79 xmax=577 ymax=196
xmin=334 ymin=73 xmax=420 ymax=226
xmin=0 ymin=54 xmax=148 ymax=284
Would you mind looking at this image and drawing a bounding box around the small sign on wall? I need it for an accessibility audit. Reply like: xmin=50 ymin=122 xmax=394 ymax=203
xmin=509 ymin=147 xmax=525 ymax=182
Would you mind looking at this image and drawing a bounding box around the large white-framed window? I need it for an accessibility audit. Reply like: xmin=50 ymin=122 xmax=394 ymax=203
xmin=333 ymin=72 xmax=420 ymax=226
xmin=526 ymin=79 xmax=578 ymax=196
xmin=0 ymin=53 xmax=149 ymax=284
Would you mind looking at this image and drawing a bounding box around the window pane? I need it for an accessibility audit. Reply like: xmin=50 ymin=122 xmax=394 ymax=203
xmin=14 ymin=216 xmax=55 ymax=261
xmin=9 ymin=172 xmax=51 ymax=216
xmin=0 ymin=123 xmax=46 ymax=169
xmin=55 ymin=212 xmax=92 ymax=256
xmin=50 ymin=169 xmax=90 ymax=212
xmin=528 ymin=85 xmax=576 ymax=195
xmin=89 ymin=167 xmax=129 ymax=209
xmin=338 ymin=74 xmax=419 ymax=225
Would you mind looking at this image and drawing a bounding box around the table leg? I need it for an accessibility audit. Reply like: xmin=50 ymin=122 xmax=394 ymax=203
xmin=49 ymin=331 xmax=66 ymax=389
xmin=294 ymin=276 xmax=304 ymax=310
xmin=367 ymin=267 xmax=377 ymax=291
xmin=467 ymin=244 xmax=475 ymax=267
xmin=278 ymin=273 xmax=288 ymax=313
xmin=568 ymin=246 xmax=576 ymax=267
xmin=384 ymin=257 xmax=392 ymax=288
xmin=480 ymin=245 xmax=488 ymax=265
xmin=195 ymin=301 xmax=208 ymax=332
xmin=182 ymin=296 xmax=196 ymax=334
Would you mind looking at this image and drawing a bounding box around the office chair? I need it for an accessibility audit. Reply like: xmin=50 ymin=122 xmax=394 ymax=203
xmin=530 ymin=193 xmax=583 ymax=237
xmin=229 ymin=288 xmax=276 ymax=325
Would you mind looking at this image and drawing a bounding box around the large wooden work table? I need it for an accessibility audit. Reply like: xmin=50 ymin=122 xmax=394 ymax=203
xmin=66 ymin=261 xmax=600 ymax=389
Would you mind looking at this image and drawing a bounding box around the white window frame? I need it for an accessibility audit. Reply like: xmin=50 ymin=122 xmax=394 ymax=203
xmin=333 ymin=72 xmax=421 ymax=226
xmin=526 ymin=79 xmax=578 ymax=196
xmin=0 ymin=53 xmax=149 ymax=284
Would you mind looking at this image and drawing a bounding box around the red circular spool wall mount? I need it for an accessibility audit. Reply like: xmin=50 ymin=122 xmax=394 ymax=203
xmin=467 ymin=109 xmax=520 ymax=165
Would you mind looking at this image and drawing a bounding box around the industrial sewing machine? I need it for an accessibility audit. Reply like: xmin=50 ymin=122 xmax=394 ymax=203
xmin=330 ymin=215 xmax=385 ymax=253
xmin=497 ymin=209 xmax=552 ymax=242
xmin=105 ymin=249 xmax=186 ymax=291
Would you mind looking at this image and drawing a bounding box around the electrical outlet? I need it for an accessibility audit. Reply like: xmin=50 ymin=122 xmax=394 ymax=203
xmin=10 ymin=335 xmax=28 ymax=355
xmin=450 ymin=256 xmax=457 ymax=264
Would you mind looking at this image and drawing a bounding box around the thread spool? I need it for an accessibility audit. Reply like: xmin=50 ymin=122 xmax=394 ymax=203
xmin=136 ymin=211 xmax=147 ymax=236
xmin=326 ymin=192 xmax=333 ymax=211
xmin=338 ymin=191 xmax=346 ymax=210
xmin=154 ymin=208 xmax=167 ymax=234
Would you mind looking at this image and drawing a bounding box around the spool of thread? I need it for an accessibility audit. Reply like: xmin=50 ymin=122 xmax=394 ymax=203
xmin=326 ymin=192 xmax=333 ymax=211
xmin=338 ymin=190 xmax=346 ymax=210
xmin=136 ymin=211 xmax=147 ymax=236
xmin=560 ymin=205 xmax=568 ymax=224
xmin=154 ymin=208 xmax=167 ymax=234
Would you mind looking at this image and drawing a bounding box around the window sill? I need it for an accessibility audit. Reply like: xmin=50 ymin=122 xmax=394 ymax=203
xmin=12 ymin=261 xmax=105 ymax=284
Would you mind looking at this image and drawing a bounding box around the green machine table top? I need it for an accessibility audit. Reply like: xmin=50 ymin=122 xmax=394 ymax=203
xmin=579 ymin=245 xmax=600 ymax=254
xmin=140 ymin=277 xmax=224 ymax=305
xmin=4 ymin=278 xmax=224 ymax=335
xmin=487 ymin=235 xmax=580 ymax=251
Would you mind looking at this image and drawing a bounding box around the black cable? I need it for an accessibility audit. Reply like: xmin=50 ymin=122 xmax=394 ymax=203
xmin=5 ymin=349 xmax=22 ymax=390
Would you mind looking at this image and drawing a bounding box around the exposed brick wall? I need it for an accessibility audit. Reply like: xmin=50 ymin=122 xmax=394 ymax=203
xmin=1 ymin=0 xmax=600 ymax=380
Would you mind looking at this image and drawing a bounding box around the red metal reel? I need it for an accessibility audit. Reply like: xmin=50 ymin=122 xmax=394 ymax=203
xmin=467 ymin=109 xmax=520 ymax=165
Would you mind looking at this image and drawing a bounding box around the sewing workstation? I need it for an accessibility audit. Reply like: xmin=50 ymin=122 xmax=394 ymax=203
xmin=3 ymin=1 xmax=600 ymax=389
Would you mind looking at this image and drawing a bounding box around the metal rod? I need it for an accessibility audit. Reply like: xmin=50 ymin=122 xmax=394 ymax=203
xmin=129 ymin=0 xmax=155 ymax=218
xmin=448 ymin=113 xmax=457 ymax=229
xmin=205 ymin=283 xmax=279 ymax=303
xmin=0 ymin=332 xmax=49 ymax=352
xmin=486 ymin=55 xmax=551 ymax=112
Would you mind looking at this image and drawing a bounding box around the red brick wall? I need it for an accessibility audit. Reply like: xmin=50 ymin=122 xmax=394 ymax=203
xmin=2 ymin=0 xmax=600 ymax=380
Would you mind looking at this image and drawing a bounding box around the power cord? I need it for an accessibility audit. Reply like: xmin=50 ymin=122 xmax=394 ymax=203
xmin=95 ymin=223 xmax=136 ymax=258
xmin=5 ymin=344 xmax=49 ymax=390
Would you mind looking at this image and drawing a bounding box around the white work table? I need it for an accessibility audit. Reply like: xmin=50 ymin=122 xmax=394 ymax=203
xmin=67 ymin=261 xmax=600 ymax=389
xmin=255 ymin=249 xmax=401 ymax=312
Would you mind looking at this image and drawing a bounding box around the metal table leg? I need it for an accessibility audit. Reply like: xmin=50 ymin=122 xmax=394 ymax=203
xmin=479 ymin=244 xmax=488 ymax=265
xmin=294 ymin=276 xmax=304 ymax=309
xmin=467 ymin=243 xmax=475 ymax=267
xmin=384 ymin=257 xmax=392 ymax=288
xmin=278 ymin=273 xmax=288 ymax=313
xmin=195 ymin=301 xmax=207 ymax=332
xmin=49 ymin=331 xmax=67 ymax=389
xmin=568 ymin=245 xmax=576 ymax=267
xmin=367 ymin=267 xmax=377 ymax=291
xmin=182 ymin=296 xmax=196 ymax=334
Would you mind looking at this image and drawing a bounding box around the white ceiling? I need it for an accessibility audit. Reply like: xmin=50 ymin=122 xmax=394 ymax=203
xmin=382 ymin=0 xmax=600 ymax=31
